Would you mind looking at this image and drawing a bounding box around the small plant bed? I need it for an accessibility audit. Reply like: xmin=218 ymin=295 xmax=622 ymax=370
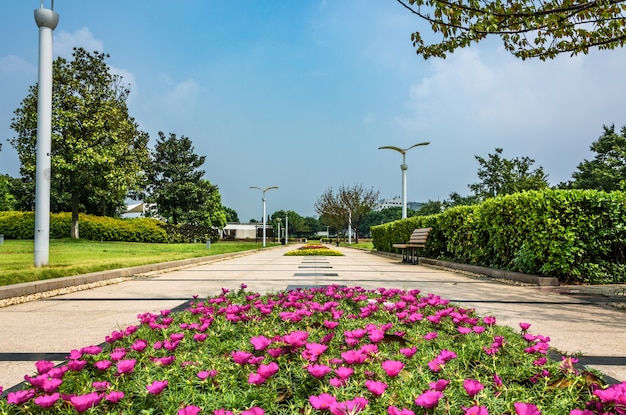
xmin=1 ymin=285 xmax=624 ymax=415
xmin=285 ymin=244 xmax=344 ymax=256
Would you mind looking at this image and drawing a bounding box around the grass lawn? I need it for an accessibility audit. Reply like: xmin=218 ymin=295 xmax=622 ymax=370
xmin=0 ymin=239 xmax=274 ymax=287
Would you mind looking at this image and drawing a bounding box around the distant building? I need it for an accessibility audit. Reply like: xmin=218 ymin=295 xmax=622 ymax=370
xmin=222 ymin=223 xmax=274 ymax=240
xmin=376 ymin=197 xmax=423 ymax=212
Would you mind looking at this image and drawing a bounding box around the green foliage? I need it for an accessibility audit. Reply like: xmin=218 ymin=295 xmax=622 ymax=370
xmin=469 ymin=148 xmax=549 ymax=200
xmin=568 ymin=124 xmax=626 ymax=192
xmin=10 ymin=48 xmax=149 ymax=231
xmin=0 ymin=175 xmax=16 ymax=211
xmin=399 ymin=0 xmax=626 ymax=60
xmin=373 ymin=189 xmax=626 ymax=284
xmin=145 ymin=132 xmax=226 ymax=228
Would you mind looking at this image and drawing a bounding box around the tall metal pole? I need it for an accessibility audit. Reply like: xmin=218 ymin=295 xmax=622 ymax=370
xmin=250 ymin=186 xmax=278 ymax=247
xmin=33 ymin=2 xmax=59 ymax=267
xmin=378 ymin=142 xmax=430 ymax=219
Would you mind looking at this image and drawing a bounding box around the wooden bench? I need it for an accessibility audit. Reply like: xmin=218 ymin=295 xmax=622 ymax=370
xmin=392 ymin=227 xmax=432 ymax=264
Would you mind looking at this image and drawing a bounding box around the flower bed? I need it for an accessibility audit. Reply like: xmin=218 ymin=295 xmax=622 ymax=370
xmin=0 ymin=285 xmax=624 ymax=414
xmin=285 ymin=244 xmax=343 ymax=256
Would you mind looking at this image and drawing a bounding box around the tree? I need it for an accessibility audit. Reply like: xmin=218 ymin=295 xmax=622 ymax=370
xmin=568 ymin=124 xmax=626 ymax=191
xmin=10 ymin=48 xmax=149 ymax=237
xmin=0 ymin=175 xmax=16 ymax=211
xmin=145 ymin=132 xmax=226 ymax=228
xmin=469 ymin=148 xmax=549 ymax=200
xmin=223 ymin=206 xmax=239 ymax=223
xmin=314 ymin=184 xmax=380 ymax=243
xmin=397 ymin=0 xmax=626 ymax=60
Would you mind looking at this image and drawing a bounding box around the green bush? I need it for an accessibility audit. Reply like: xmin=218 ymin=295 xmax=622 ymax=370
xmin=0 ymin=212 xmax=223 ymax=244
xmin=372 ymin=189 xmax=626 ymax=284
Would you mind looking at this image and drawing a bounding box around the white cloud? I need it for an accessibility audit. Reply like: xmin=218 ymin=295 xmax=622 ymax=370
xmin=54 ymin=27 xmax=103 ymax=58
xmin=0 ymin=55 xmax=35 ymax=76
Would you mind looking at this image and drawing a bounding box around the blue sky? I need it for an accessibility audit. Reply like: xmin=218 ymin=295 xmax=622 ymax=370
xmin=2 ymin=1 xmax=626 ymax=222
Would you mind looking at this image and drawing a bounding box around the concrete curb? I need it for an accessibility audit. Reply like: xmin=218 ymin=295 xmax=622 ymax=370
xmin=418 ymin=257 xmax=560 ymax=286
xmin=365 ymin=249 xmax=559 ymax=286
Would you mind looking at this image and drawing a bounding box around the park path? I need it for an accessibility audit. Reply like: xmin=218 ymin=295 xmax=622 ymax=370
xmin=1 ymin=244 xmax=625 ymax=391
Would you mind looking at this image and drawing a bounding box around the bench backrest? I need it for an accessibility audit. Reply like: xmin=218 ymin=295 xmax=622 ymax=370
xmin=408 ymin=227 xmax=432 ymax=245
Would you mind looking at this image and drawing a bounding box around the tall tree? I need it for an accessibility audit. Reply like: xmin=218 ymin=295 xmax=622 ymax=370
xmin=10 ymin=48 xmax=149 ymax=237
xmin=223 ymin=206 xmax=239 ymax=223
xmin=0 ymin=175 xmax=16 ymax=211
xmin=568 ymin=124 xmax=626 ymax=191
xmin=314 ymin=184 xmax=380 ymax=243
xmin=145 ymin=132 xmax=226 ymax=228
xmin=397 ymin=0 xmax=626 ymax=60
xmin=469 ymin=148 xmax=549 ymax=200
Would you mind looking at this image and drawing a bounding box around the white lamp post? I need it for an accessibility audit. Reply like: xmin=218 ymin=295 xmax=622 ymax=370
xmin=250 ymin=186 xmax=278 ymax=247
xmin=33 ymin=1 xmax=59 ymax=267
xmin=378 ymin=142 xmax=430 ymax=219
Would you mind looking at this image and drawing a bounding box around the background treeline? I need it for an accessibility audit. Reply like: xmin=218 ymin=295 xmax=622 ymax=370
xmin=372 ymin=189 xmax=626 ymax=285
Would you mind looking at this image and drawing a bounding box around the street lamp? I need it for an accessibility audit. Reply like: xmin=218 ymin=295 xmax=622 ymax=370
xmin=378 ymin=142 xmax=430 ymax=219
xmin=250 ymin=186 xmax=278 ymax=247
xmin=33 ymin=1 xmax=59 ymax=267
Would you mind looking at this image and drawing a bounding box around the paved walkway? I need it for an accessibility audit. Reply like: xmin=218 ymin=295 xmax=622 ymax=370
xmin=1 ymin=245 xmax=625 ymax=391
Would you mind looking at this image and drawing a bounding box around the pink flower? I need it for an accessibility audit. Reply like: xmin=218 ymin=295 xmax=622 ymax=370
xmin=387 ymin=406 xmax=416 ymax=415
xmin=381 ymin=360 xmax=404 ymax=377
xmin=213 ymin=410 xmax=234 ymax=415
xmin=341 ymin=350 xmax=367 ymax=364
xmin=116 ymin=359 xmax=136 ymax=375
xmin=307 ymin=364 xmax=332 ymax=378
xmin=194 ymin=333 xmax=208 ymax=342
xmin=463 ymin=379 xmax=485 ymax=397
xmin=429 ymin=379 xmax=450 ymax=391
xmin=146 ymin=380 xmax=168 ymax=395
xmin=248 ymin=372 xmax=267 ymax=385
xmin=179 ymin=405 xmax=202 ymax=415
xmin=464 ymin=405 xmax=489 ymax=415
xmin=250 ymin=336 xmax=271 ymax=351
xmin=514 ymin=402 xmax=542 ymax=415
xmin=68 ymin=359 xmax=88 ymax=371
xmin=257 ymin=362 xmax=279 ymax=379
xmin=519 ymin=322 xmax=531 ymax=331
xmin=197 ymin=370 xmax=217 ymax=380
xmin=329 ymin=377 xmax=347 ymax=387
xmin=399 ymin=347 xmax=417 ymax=358
xmin=309 ymin=393 xmax=338 ymax=410
xmin=423 ymin=332 xmax=438 ymax=340
xmin=131 ymin=339 xmax=147 ymax=352
xmin=70 ymin=391 xmax=103 ymax=412
xmin=302 ymin=343 xmax=328 ymax=361
xmin=231 ymin=351 xmax=253 ymax=365
xmin=335 ymin=366 xmax=354 ymax=379
xmin=569 ymin=410 xmax=595 ymax=415
xmin=281 ymin=330 xmax=309 ymax=347
xmin=7 ymin=389 xmax=35 ymax=405
xmin=483 ymin=316 xmax=497 ymax=326
xmin=34 ymin=393 xmax=60 ymax=408
xmin=414 ymin=390 xmax=443 ymax=409
xmin=428 ymin=357 xmax=444 ymax=372
xmin=35 ymin=360 xmax=55 ymax=374
xmin=95 ymin=360 xmax=112 ymax=371
xmin=42 ymin=377 xmax=63 ymax=393
xmin=365 ymin=380 xmax=388 ymax=396
xmin=330 ymin=397 xmax=368 ymax=415
xmin=105 ymin=391 xmax=124 ymax=403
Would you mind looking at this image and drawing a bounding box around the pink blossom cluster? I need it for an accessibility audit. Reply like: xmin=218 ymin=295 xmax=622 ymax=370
xmin=1 ymin=285 xmax=624 ymax=415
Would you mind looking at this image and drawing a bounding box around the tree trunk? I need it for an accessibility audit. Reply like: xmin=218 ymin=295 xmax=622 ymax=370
xmin=70 ymin=172 xmax=79 ymax=239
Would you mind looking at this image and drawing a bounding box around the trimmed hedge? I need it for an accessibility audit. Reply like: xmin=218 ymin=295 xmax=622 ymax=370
xmin=372 ymin=189 xmax=626 ymax=284
xmin=0 ymin=212 xmax=220 ymax=243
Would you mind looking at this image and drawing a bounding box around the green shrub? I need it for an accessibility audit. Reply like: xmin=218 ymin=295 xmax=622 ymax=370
xmin=372 ymin=189 xmax=626 ymax=284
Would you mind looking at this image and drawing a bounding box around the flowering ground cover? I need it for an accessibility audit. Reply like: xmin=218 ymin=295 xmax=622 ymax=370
xmin=284 ymin=245 xmax=344 ymax=256
xmin=1 ymin=285 xmax=624 ymax=415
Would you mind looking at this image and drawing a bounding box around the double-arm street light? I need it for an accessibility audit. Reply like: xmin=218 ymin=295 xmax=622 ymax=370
xmin=250 ymin=186 xmax=278 ymax=247
xmin=378 ymin=142 xmax=430 ymax=219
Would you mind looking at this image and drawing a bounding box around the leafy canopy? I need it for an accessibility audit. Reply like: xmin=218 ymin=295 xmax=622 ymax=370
xmin=398 ymin=0 xmax=626 ymax=60
xmin=469 ymin=147 xmax=549 ymax=199
xmin=568 ymin=124 xmax=626 ymax=191
xmin=10 ymin=48 xmax=149 ymax=237
xmin=145 ymin=132 xmax=226 ymax=228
